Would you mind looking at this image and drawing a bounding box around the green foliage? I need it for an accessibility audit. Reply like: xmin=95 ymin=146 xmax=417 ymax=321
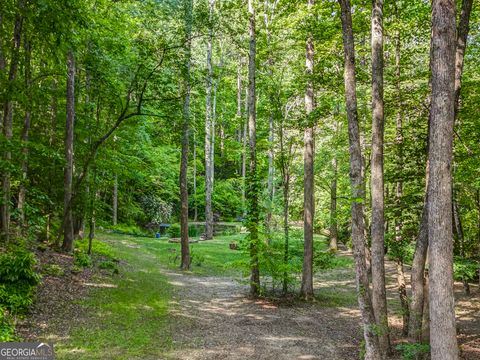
xmin=396 ymin=343 xmax=430 ymax=360
xmin=76 ymin=238 xmax=115 ymax=259
xmin=42 ymin=264 xmax=65 ymax=277
xmin=0 ymin=307 xmax=16 ymax=342
xmin=109 ymin=224 xmax=150 ymax=237
xmin=73 ymin=251 xmax=92 ymax=268
xmin=0 ymin=248 xmax=41 ymax=313
xmin=167 ymin=224 xmax=181 ymax=238
xmin=139 ymin=195 xmax=173 ymax=225
xmin=453 ymin=257 xmax=478 ymax=282
xmin=98 ymin=260 xmax=119 ymax=274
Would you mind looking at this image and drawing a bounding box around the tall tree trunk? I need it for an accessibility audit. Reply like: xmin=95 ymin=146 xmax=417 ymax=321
xmin=49 ymin=80 xmax=58 ymax=243
xmin=0 ymin=4 xmax=5 ymax=72
xmin=247 ymin=0 xmax=260 ymax=297
xmin=62 ymin=50 xmax=76 ymax=252
xmin=409 ymin=201 xmax=429 ymax=340
xmin=301 ymin=0 xmax=315 ymax=300
xmin=453 ymin=200 xmax=469 ymax=294
xmin=410 ymin=0 xmax=472 ymax=341
xmin=370 ymin=0 xmax=390 ymax=355
xmin=451 ymin=0 xmax=473 ymax=296
xmin=278 ymin=114 xmax=290 ymax=294
xmin=427 ymin=1 xmax=458 ymax=358
xmin=112 ymin=173 xmax=118 ymax=225
xmin=338 ymin=1 xmax=381 ymax=358
xmin=193 ymin=125 xmax=197 ymax=222
xmin=88 ymin=160 xmax=97 ymax=256
xmin=330 ymin=154 xmax=338 ymax=251
xmin=204 ymin=0 xmax=215 ymax=240
xmin=264 ymin=0 xmax=275 ymax=237
xmin=180 ymin=0 xmax=192 ymax=270
xmin=1 ymin=1 xmax=24 ymax=242
xmin=211 ymin=81 xmax=216 ymax=196
xmin=453 ymin=0 xmax=473 ymax=117
xmin=242 ymin=87 xmax=248 ymax=217
xmin=393 ymin=5 xmax=409 ymax=336
xmin=17 ymin=37 xmax=32 ymax=229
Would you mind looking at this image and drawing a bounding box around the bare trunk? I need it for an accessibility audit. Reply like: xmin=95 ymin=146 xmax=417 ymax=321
xmin=427 ymin=1 xmax=458 ymax=358
xmin=453 ymin=0 xmax=473 ymax=117
xmin=247 ymin=0 xmax=260 ymax=296
xmin=453 ymin=200 xmax=470 ymax=294
xmin=338 ymin=0 xmax=381 ymax=358
xmin=61 ymin=50 xmax=76 ymax=252
xmin=330 ymin=155 xmax=338 ymax=251
xmin=1 ymin=1 xmax=23 ymax=242
xmin=282 ymin=170 xmax=289 ymax=295
xmin=370 ymin=0 xmax=389 ymax=355
xmin=88 ymin=162 xmax=97 ymax=256
xmin=113 ymin=173 xmax=118 ymax=226
xmin=409 ymin=202 xmax=428 ymax=340
xmin=204 ymin=0 xmax=215 ymax=240
xmin=180 ymin=0 xmax=192 ymax=270
xmin=242 ymin=87 xmax=248 ymax=217
xmin=264 ymin=2 xmax=275 ymax=237
xmin=393 ymin=6 xmax=409 ymax=336
xmin=193 ymin=127 xmax=197 ymax=222
xmin=17 ymin=37 xmax=32 ymax=229
xmin=301 ymin=0 xmax=315 ymax=299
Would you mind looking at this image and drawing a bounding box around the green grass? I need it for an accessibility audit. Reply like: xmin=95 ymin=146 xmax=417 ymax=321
xmin=56 ymin=234 xmax=172 ymax=360
xmin=53 ymin=229 xmax=353 ymax=358
xmin=129 ymin=233 xmax=248 ymax=277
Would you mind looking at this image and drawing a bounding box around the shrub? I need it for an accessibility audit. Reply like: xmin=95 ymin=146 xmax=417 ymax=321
xmin=453 ymin=257 xmax=478 ymax=282
xmin=396 ymin=343 xmax=430 ymax=360
xmin=190 ymin=251 xmax=205 ymax=267
xmin=42 ymin=264 xmax=65 ymax=277
xmin=0 ymin=248 xmax=41 ymax=313
xmin=76 ymin=239 xmax=115 ymax=259
xmin=74 ymin=251 xmax=92 ymax=268
xmin=0 ymin=307 xmax=16 ymax=342
xmin=167 ymin=223 xmax=181 ymax=238
xmin=98 ymin=260 xmax=119 ymax=274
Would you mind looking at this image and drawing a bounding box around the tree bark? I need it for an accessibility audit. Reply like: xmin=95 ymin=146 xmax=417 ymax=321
xmin=330 ymin=154 xmax=338 ymax=251
xmin=278 ymin=107 xmax=291 ymax=295
xmin=17 ymin=37 xmax=32 ymax=230
xmin=247 ymin=0 xmax=260 ymax=297
xmin=453 ymin=200 xmax=469 ymax=294
xmin=427 ymin=1 xmax=458 ymax=358
xmin=204 ymin=0 xmax=215 ymax=240
xmin=61 ymin=50 xmax=76 ymax=252
xmin=301 ymin=0 xmax=315 ymax=300
xmin=454 ymin=0 xmax=473 ymax=117
xmin=1 ymin=0 xmax=24 ymax=242
xmin=193 ymin=124 xmax=198 ymax=222
xmin=370 ymin=0 xmax=390 ymax=355
xmin=338 ymin=0 xmax=382 ymax=358
xmin=113 ymin=173 xmax=118 ymax=226
xmin=180 ymin=0 xmax=193 ymax=270
xmin=393 ymin=4 xmax=409 ymax=336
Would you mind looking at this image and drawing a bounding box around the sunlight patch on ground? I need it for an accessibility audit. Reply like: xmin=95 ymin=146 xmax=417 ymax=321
xmin=83 ymin=282 xmax=117 ymax=288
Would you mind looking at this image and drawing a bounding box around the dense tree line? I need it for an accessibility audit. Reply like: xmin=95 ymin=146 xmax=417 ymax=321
xmin=1 ymin=0 xmax=479 ymax=358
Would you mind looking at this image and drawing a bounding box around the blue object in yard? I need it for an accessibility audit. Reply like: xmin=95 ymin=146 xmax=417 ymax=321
xmin=155 ymin=232 xmax=161 ymax=239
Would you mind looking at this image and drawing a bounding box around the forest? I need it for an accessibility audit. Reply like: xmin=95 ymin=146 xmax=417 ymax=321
xmin=0 ymin=0 xmax=479 ymax=359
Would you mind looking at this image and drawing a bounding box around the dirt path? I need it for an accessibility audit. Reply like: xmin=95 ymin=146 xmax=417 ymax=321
xmin=163 ymin=254 xmax=480 ymax=360
xmin=164 ymin=270 xmax=363 ymax=360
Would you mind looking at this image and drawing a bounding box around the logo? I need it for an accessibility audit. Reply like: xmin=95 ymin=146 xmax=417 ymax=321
xmin=0 ymin=343 xmax=54 ymax=360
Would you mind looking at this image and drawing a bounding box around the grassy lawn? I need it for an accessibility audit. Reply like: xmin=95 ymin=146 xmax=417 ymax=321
xmin=53 ymin=229 xmax=353 ymax=359
xmin=55 ymin=234 xmax=173 ymax=360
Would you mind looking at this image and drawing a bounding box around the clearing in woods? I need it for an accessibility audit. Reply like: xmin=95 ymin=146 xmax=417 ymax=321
xmin=20 ymin=232 xmax=480 ymax=360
